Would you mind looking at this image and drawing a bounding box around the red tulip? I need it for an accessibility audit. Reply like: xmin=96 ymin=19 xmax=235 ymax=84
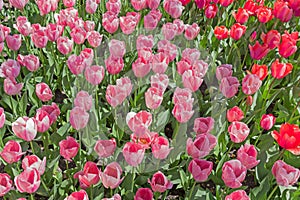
xmin=179 ymin=0 xmax=190 ymax=6
xmin=100 ymin=162 xmax=124 ymax=189
xmin=219 ymin=0 xmax=234 ymax=7
xmin=144 ymin=9 xmax=162 ymax=31
xmin=59 ymin=136 xmax=80 ymax=161
xmin=230 ymin=23 xmax=247 ymax=40
xmin=17 ymin=54 xmax=40 ymax=72
xmin=195 ymin=0 xmax=207 ymax=9
xmin=233 ymin=8 xmax=249 ymax=24
xmin=66 ymin=190 xmax=89 ymax=200
xmin=228 ymin=121 xmax=250 ymax=143
xmin=193 ymin=117 xmax=215 ymax=135
xmin=57 ymin=36 xmax=73 ymax=55
xmin=163 ymin=0 xmax=184 ymax=19
xmin=84 ymin=65 xmax=105 ymax=85
xmin=134 ymin=188 xmax=153 ymax=200
xmin=242 ymin=74 xmax=262 ymax=95
xmin=216 ymin=64 xmax=233 ymax=81
xmin=94 ymin=138 xmax=116 ymax=158
xmin=186 ymin=133 xmax=217 ymax=158
xmin=74 ymin=161 xmax=100 ymax=189
xmin=0 ymin=107 xmax=5 ymax=129
xmin=102 ymin=11 xmax=119 ymax=34
xmin=256 ymin=7 xmax=273 ymax=23
xmin=15 ymin=16 xmax=32 ymax=36
xmin=14 ymin=168 xmax=41 ymax=193
xmin=227 ymin=106 xmax=244 ymax=122
xmin=237 ymin=144 xmax=260 ymax=169
xmin=12 ymin=117 xmax=37 ymax=141
xmin=151 ymin=136 xmax=172 ymax=160
xmin=123 ymin=142 xmax=145 ymax=167
xmin=273 ymin=0 xmax=293 ymax=22
xmin=34 ymin=109 xmax=51 ymax=133
xmin=271 ymin=59 xmax=293 ymax=79
xmin=260 ymin=114 xmax=276 ymax=130
xmin=70 ymin=106 xmax=89 ymax=130
xmin=251 ymin=64 xmax=268 ymax=80
xmin=184 ymin=23 xmax=200 ymax=40
xmin=0 ymin=140 xmax=24 ymax=164
xmin=22 ymin=155 xmax=46 ymax=175
xmin=148 ymin=171 xmax=173 ymax=193
xmin=278 ymin=31 xmax=298 ymax=58
xmin=106 ymin=0 xmax=121 ymax=14
xmin=188 ymin=159 xmax=213 ymax=182
xmin=249 ymin=41 xmax=269 ymax=60
xmin=289 ymin=0 xmax=300 ymax=16
xmin=243 ymin=0 xmax=259 ymax=15
xmin=272 ymin=160 xmax=300 ymax=186
xmin=214 ymin=25 xmax=229 ymax=40
xmin=225 ymin=190 xmax=250 ymax=200
xmin=204 ymin=4 xmax=218 ymax=18
xmin=0 ymin=173 xmax=12 ymax=197
xmin=222 ymin=160 xmax=247 ymax=188
xmin=219 ymin=76 xmax=240 ymax=98
xmin=6 ymin=34 xmax=22 ymax=51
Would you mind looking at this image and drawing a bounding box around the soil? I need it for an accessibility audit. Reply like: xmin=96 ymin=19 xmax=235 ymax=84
xmin=54 ymin=89 xmax=68 ymax=104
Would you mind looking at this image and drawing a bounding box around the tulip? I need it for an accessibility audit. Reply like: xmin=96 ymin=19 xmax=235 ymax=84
xmin=151 ymin=53 xmax=169 ymax=74
xmin=22 ymin=155 xmax=46 ymax=175
xmin=106 ymin=85 xmax=127 ymax=107
xmin=66 ymin=190 xmax=89 ymax=200
xmin=260 ymin=114 xmax=276 ymax=130
xmin=70 ymin=106 xmax=89 ymax=130
xmin=36 ymin=82 xmax=53 ymax=102
xmin=0 ymin=107 xmax=5 ymax=129
xmin=204 ymin=4 xmax=218 ymax=18
xmin=222 ymin=160 xmax=247 ymax=188
xmin=163 ymin=0 xmax=184 ymax=19
xmin=145 ymin=87 xmax=163 ymax=110
xmin=278 ymin=32 xmax=298 ymax=58
xmin=0 ymin=173 xmax=12 ymax=197
xmin=131 ymin=0 xmax=147 ymax=10
xmin=289 ymin=0 xmax=300 ymax=16
xmin=233 ymin=8 xmax=249 ymax=24
xmin=59 ymin=136 xmax=80 ymax=161
xmin=9 ymin=0 xmax=29 ymax=9
xmin=251 ymin=64 xmax=268 ymax=80
xmin=15 ymin=16 xmax=32 ymax=36
xmin=80 ymin=48 xmax=94 ymax=68
xmin=144 ymin=9 xmax=162 ymax=30
xmin=193 ymin=117 xmax=214 ymax=135
xmin=186 ymin=133 xmax=217 ymax=158
xmin=256 ymin=7 xmax=273 ymax=23
xmin=246 ymin=95 xmax=253 ymax=106
xmin=151 ymin=136 xmax=172 ymax=160
xmin=173 ymin=19 xmax=185 ymax=35
xmin=86 ymin=0 xmax=98 ymax=14
xmin=149 ymin=171 xmax=173 ymax=193
xmin=136 ymin=34 xmax=154 ymax=50
xmin=237 ymin=144 xmax=260 ymax=169
xmin=151 ymin=73 xmax=169 ymax=92
xmin=195 ymin=0 xmax=207 ymax=9
xmin=249 ymin=41 xmax=269 ymax=60
xmin=122 ymin=142 xmax=145 ymax=167
xmin=157 ymin=39 xmax=178 ymax=62
xmin=4 ymin=78 xmax=23 ymax=96
xmin=17 ymin=54 xmax=40 ymax=72
xmin=94 ymin=138 xmax=116 ymax=158
xmin=74 ymin=161 xmax=100 ymax=189
xmin=35 ymin=109 xmax=51 ymax=133
xmin=103 ymin=194 xmax=122 ymax=200
xmin=192 ymin=60 xmax=208 ymax=78
xmin=227 ymin=106 xmax=244 ymax=122
xmin=40 ymin=102 xmax=60 ymax=125
xmin=12 ymin=117 xmax=37 ymax=141
xmin=102 ymin=11 xmax=119 ymax=34
xmin=134 ymin=188 xmax=153 ymax=200
xmin=70 ymin=26 xmax=86 ymax=45
xmin=31 ymin=28 xmax=48 ymax=48
xmin=87 ymin=31 xmax=102 ymax=48
xmin=242 ymin=74 xmax=262 ymax=95
xmin=219 ymin=0 xmax=234 ymax=7
xmin=106 ymin=0 xmax=121 ymax=14
xmin=147 ymin=0 xmax=160 ymax=9
xmin=14 ymin=168 xmax=41 ymax=193
xmin=272 ymin=160 xmax=300 ymax=186
xmin=0 ymin=25 xmax=10 ymax=42
xmin=184 ymin=23 xmax=200 ymax=40
xmin=74 ymin=91 xmax=93 ymax=111
xmin=6 ymin=34 xmax=22 ymax=51
xmin=271 ymin=59 xmax=293 ymax=79
xmin=176 ymin=60 xmax=191 ymax=75
xmin=100 ymin=162 xmax=124 ymax=189
xmin=181 ymin=48 xmax=200 ymax=64
xmin=260 ymin=30 xmax=281 ymax=50
xmin=188 ymin=159 xmax=213 ymax=182
xmin=230 ymin=23 xmax=247 ymax=40
xmin=225 ymin=190 xmax=250 ymax=200
xmin=105 ymin=56 xmax=124 ymax=75
xmin=0 ymin=140 xmax=24 ymax=164
xmin=172 ymin=102 xmax=194 ymax=123
xmin=214 ymin=26 xmax=229 ymax=40
xmin=272 ymin=123 xmax=300 ymax=155
xmin=228 ymin=121 xmax=250 ymax=143
xmin=57 ymin=36 xmax=73 ymax=55
xmin=243 ymin=0 xmax=258 ymax=15
xmin=182 ymin=70 xmax=203 ymax=92
xmin=173 ymin=87 xmax=194 ymax=104
xmin=162 ymin=22 xmax=177 ymax=41
xmin=84 ymin=20 xmax=95 ymax=32
xmin=46 ymin=23 xmax=63 ymax=42
xmin=219 ymin=76 xmax=240 ymax=98
xmin=273 ymin=0 xmax=293 ymax=22
xmin=127 ymin=111 xmax=152 ymax=137
xmin=67 ymin=54 xmax=86 ymax=75
xmin=216 ymin=64 xmax=233 ymax=81
xmin=63 ymin=0 xmax=76 ymax=7
xmin=0 ymin=59 xmax=20 ymax=79
xmin=84 ymin=65 xmax=105 ymax=85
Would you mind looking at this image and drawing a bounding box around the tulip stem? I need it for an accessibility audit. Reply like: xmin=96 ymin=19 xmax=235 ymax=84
xmin=131 ymin=168 xmax=135 ymax=191
xmin=188 ymin=181 xmax=197 ymax=200
xmin=30 ymin=141 xmax=35 ymax=154
xmin=267 ymin=185 xmax=278 ymax=200
xmin=30 ymin=194 xmax=34 ymax=200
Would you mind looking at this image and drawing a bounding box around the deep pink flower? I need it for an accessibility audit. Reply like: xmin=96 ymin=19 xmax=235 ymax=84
xmin=59 ymin=136 xmax=80 ymax=161
xmin=22 ymin=155 xmax=46 ymax=175
xmin=0 ymin=107 xmax=5 ymax=129
xmin=36 ymin=82 xmax=53 ymax=102
xmin=134 ymin=188 xmax=153 ymax=200
xmin=193 ymin=117 xmax=215 ymax=135
xmin=0 ymin=173 xmax=12 ymax=197
xmin=102 ymin=11 xmax=119 ymax=34
xmin=46 ymin=23 xmax=63 ymax=42
xmin=219 ymin=76 xmax=240 ymax=98
xmin=0 ymin=140 xmax=24 ymax=164
xmin=94 ymin=138 xmax=116 ymax=158
xmin=151 ymin=136 xmax=172 ymax=160
xmin=260 ymin=114 xmax=276 ymax=130
xmin=123 ymin=142 xmax=145 ymax=167
xmin=222 ymin=160 xmax=247 ymax=188
xmin=40 ymin=103 xmax=60 ymax=125
xmin=66 ymin=190 xmax=89 ymax=200
xmin=100 ymin=162 xmax=124 ymax=189
xmin=6 ymin=34 xmax=22 ymax=51
xmin=57 ymin=36 xmax=73 ymax=55
xmin=228 ymin=121 xmax=250 ymax=143
xmin=148 ymin=171 xmax=173 ymax=193
xmin=186 ymin=133 xmax=217 ymax=158
xmin=237 ymin=144 xmax=260 ymax=169
xmin=74 ymin=161 xmax=100 ymax=189
xmin=34 ymin=109 xmax=51 ymax=133
xmin=225 ymin=190 xmax=250 ymax=200
xmin=14 ymin=168 xmax=41 ymax=193
xmin=227 ymin=106 xmax=244 ymax=122
xmin=188 ymin=159 xmax=213 ymax=182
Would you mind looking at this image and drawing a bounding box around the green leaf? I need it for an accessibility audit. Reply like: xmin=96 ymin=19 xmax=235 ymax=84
xmin=154 ymin=110 xmax=170 ymax=133
xmin=57 ymin=123 xmax=71 ymax=137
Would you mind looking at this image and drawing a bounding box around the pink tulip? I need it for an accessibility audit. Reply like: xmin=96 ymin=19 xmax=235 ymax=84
xmin=40 ymin=102 xmax=60 ymax=125
xmin=151 ymin=136 xmax=172 ymax=160
xmin=6 ymin=34 xmax=22 ymax=51
xmin=120 ymin=12 xmax=141 ymax=35
xmin=66 ymin=190 xmax=89 ymax=200
xmin=162 ymin=23 xmax=178 ymax=41
xmin=9 ymin=0 xmax=29 ymax=9
xmin=80 ymin=48 xmax=94 ymax=68
xmin=131 ymin=0 xmax=147 ymax=10
xmin=70 ymin=26 xmax=87 ymax=45
xmin=102 ymin=11 xmax=119 ymax=34
xmin=205 ymin=3 xmax=218 ymax=18
xmin=116 ymin=77 xmax=132 ymax=96
xmin=131 ymin=131 xmax=158 ymax=149
xmin=176 ymin=60 xmax=191 ymax=75
xmin=14 ymin=168 xmax=41 ymax=193
xmin=0 ymin=140 xmax=24 ymax=164
xmin=0 ymin=25 xmax=10 ymax=42
xmin=151 ymin=73 xmax=169 ymax=92
xmin=74 ymin=161 xmax=100 ymax=189
xmin=4 ymin=78 xmax=23 ymax=96
xmin=134 ymin=188 xmax=153 ymax=200
xmin=36 ymin=0 xmax=53 ymax=16
xmin=227 ymin=106 xmax=244 ymax=122
xmin=22 ymin=155 xmax=46 ymax=175
xmin=148 ymin=171 xmax=173 ymax=193
xmin=0 ymin=173 xmax=12 ymax=197
xmin=74 ymin=91 xmax=93 ymax=111
xmin=34 ymin=109 xmax=51 ymax=133
xmin=145 ymin=87 xmax=163 ymax=110
xmin=0 ymin=42 xmax=3 ymax=53
xmin=260 ymin=114 xmax=276 ymax=130
xmin=272 ymin=160 xmax=300 ymax=186
xmin=186 ymin=133 xmax=217 ymax=158
xmin=127 ymin=111 xmax=152 ymax=137
xmin=100 ymin=162 xmax=124 ymax=189
xmin=228 ymin=121 xmax=250 ymax=143
xmin=184 ymin=23 xmax=200 ymax=40
xmin=222 ymin=159 xmax=247 ymax=188
xmin=146 ymin=0 xmax=160 ymax=9
xmin=84 ymin=20 xmax=95 ymax=32
xmin=63 ymin=0 xmax=76 ymax=7
xmin=14 ymin=16 xmax=32 ymax=36
xmin=0 ymin=107 xmax=5 ymax=129
xmin=188 ymin=159 xmax=213 ymax=182
xmin=173 ymin=87 xmax=193 ymax=104
xmin=70 ymin=106 xmax=89 ymax=130
xmin=261 ymin=30 xmax=281 ymax=50
xmin=225 ymin=190 xmax=250 ymax=200
xmin=106 ymin=0 xmax=121 ymax=14
xmin=219 ymin=76 xmax=240 ymax=98
xmin=193 ymin=117 xmax=214 ymax=135
xmin=216 ymin=64 xmax=233 ymax=81
xmin=59 ymin=136 xmax=80 ymax=161
xmin=144 ymin=9 xmax=162 ymax=31
xmin=12 ymin=117 xmax=37 ymax=141
xmin=57 ymin=36 xmax=73 ymax=55
xmin=45 ymin=23 xmax=63 ymax=42
xmin=56 ymin=7 xmax=78 ymax=27
xmin=87 ymin=31 xmax=102 ymax=48
xmin=237 ymin=144 xmax=260 ymax=169
xmin=17 ymin=54 xmax=40 ymax=72
xmin=242 ymin=74 xmax=262 ymax=95
xmin=157 ymin=39 xmax=178 ymax=62
xmin=181 ymin=48 xmax=200 ymax=64
xmin=136 ymin=34 xmax=154 ymax=51
xmin=84 ymin=65 xmax=105 ymax=85
xmin=106 ymin=85 xmax=127 ymax=107
xmin=86 ymin=0 xmax=98 ymax=14
xmin=109 ymin=39 xmax=126 ymax=58
xmin=182 ymin=70 xmax=203 ymax=92
xmin=123 ymin=142 xmax=145 ymax=167
xmin=172 ymin=102 xmax=194 ymax=123
xmin=102 ymin=194 xmax=122 ymax=200
xmin=67 ymin=54 xmax=86 ymax=75
xmin=0 ymin=59 xmax=20 ymax=79
xmin=31 ymin=28 xmax=48 ymax=48
xmin=105 ymin=56 xmax=124 ymax=75
xmin=36 ymin=82 xmax=53 ymax=102
xmin=163 ymin=0 xmax=184 ymax=18
xmin=132 ymin=58 xmax=151 ymax=78
xmin=151 ymin=53 xmax=169 ymax=74
xmin=94 ymin=138 xmax=116 ymax=158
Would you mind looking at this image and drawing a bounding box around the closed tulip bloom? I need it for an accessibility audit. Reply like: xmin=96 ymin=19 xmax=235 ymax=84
xmin=182 ymin=70 xmax=203 ymax=92
xmin=4 ymin=78 xmax=23 ymax=96
xmin=46 ymin=23 xmax=63 ymax=42
xmin=278 ymin=32 xmax=298 ymax=58
xmin=0 ymin=173 xmax=12 ymax=197
xmin=173 ymin=19 xmax=185 ymax=35
xmin=273 ymin=0 xmax=293 ymax=22
xmin=157 ymin=39 xmax=178 ymax=62
xmin=87 ymin=31 xmax=102 ymax=48
xmin=74 ymin=91 xmax=93 ymax=111
xmin=260 ymin=30 xmax=281 ymax=49
xmin=136 ymin=34 xmax=154 ymax=50
xmin=173 ymin=87 xmax=194 ymax=104
xmin=17 ymin=54 xmax=40 ymax=72
xmin=195 ymin=0 xmax=207 ymax=9
xmin=272 ymin=160 xmax=300 ymax=186
xmin=0 ymin=59 xmax=20 ymax=79
xmin=271 ymin=59 xmax=293 ymax=79
xmin=132 ymin=58 xmax=151 ymax=78
xmin=70 ymin=26 xmax=86 ymax=45
xmin=14 ymin=16 xmax=32 ymax=36
xmin=127 ymin=112 xmax=152 ymax=132
xmin=144 ymin=9 xmax=162 ymax=30
xmin=219 ymin=76 xmax=240 ymax=98
xmin=106 ymin=85 xmax=127 ymax=107
xmin=214 ymin=25 xmax=229 ymax=40
xmin=289 ymin=0 xmax=300 ymax=16
xmin=243 ymin=0 xmax=258 ymax=15
xmin=216 ymin=64 xmax=233 ymax=81
xmin=149 ymin=171 xmax=173 ymax=193
xmin=151 ymin=136 xmax=172 ymax=160
xmin=237 ymin=144 xmax=260 ymax=169
xmin=227 ymin=106 xmax=244 ymax=122
xmin=36 ymin=82 xmax=53 ymax=102
xmin=102 ymin=11 xmax=119 ymax=34
xmin=0 ymin=25 xmax=10 ymax=42
xmin=84 ymin=20 xmax=95 ymax=32
xmin=123 ymin=142 xmax=145 ymax=167
xmin=230 ymin=23 xmax=247 ymax=40
xmin=233 ymin=8 xmax=249 ymax=24
xmin=184 ymin=23 xmax=200 ymax=40
xmin=100 ymin=162 xmax=124 ymax=189
xmin=151 ymin=53 xmax=169 ymax=74
xmin=86 ymin=0 xmax=98 ymax=14
xmin=188 ymin=159 xmax=213 ymax=182
xmin=57 ymin=36 xmax=73 ymax=55
xmin=105 ymin=56 xmax=124 ymax=75
xmin=59 ymin=136 xmax=80 ymax=161
xmin=134 ymin=188 xmax=153 ymax=200
xmin=31 ymin=28 xmax=48 ymax=48
xmin=219 ymin=0 xmax=234 ymax=7
xmin=186 ymin=133 xmax=217 ymax=158
xmin=85 ymin=65 xmax=105 ymax=85
xmin=193 ymin=117 xmax=214 ymax=135
xmin=172 ymin=102 xmax=194 ymax=123
xmin=260 ymin=114 xmax=276 ymax=131
xmin=0 ymin=107 xmax=5 ymax=129
xmin=70 ymin=106 xmax=89 ymax=130
xmin=80 ymin=48 xmax=94 ymax=68
xmin=145 ymin=87 xmax=163 ymax=110
xmin=131 ymin=0 xmax=147 ymax=11
xmin=242 ymin=74 xmax=262 ymax=95
xmin=204 ymin=3 xmax=218 ymax=18
xmin=176 ymin=60 xmax=191 ymax=75
xmin=40 ymin=102 xmax=60 ymax=125
xmin=22 ymin=155 xmax=46 ymax=175
xmin=163 ymin=0 xmax=184 ymax=19
xmin=66 ymin=190 xmax=89 ymax=200
xmin=74 ymin=161 xmax=100 ymax=189
xmin=67 ymin=54 xmax=86 ymax=75
xmin=109 ymin=39 xmax=126 ymax=58
xmin=147 ymin=0 xmax=160 ymax=9
xmin=9 ymin=0 xmax=29 ymax=9
xmin=12 ymin=117 xmax=37 ymax=141
xmin=251 ymin=64 xmax=268 ymax=80
xmin=225 ymin=190 xmax=250 ymax=200
xmin=6 ymin=34 xmax=22 ymax=51
xmin=162 ymin=23 xmax=178 ymax=40
xmin=249 ymin=41 xmax=269 ymax=60
xmin=256 ymin=7 xmax=273 ymax=23
xmin=222 ymin=160 xmax=247 ymax=188
xmin=246 ymin=95 xmax=253 ymax=106
xmin=94 ymin=138 xmax=116 ymax=158
xmin=106 ymin=0 xmax=121 ymax=14
xmin=34 ymin=109 xmax=51 ymax=133
xmin=15 ymin=168 xmax=40 ymax=193
xmin=0 ymin=140 xmax=24 ymax=164
xmin=63 ymin=0 xmax=76 ymax=7
xmin=228 ymin=121 xmax=250 ymax=143
xmin=151 ymin=73 xmax=169 ymax=92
